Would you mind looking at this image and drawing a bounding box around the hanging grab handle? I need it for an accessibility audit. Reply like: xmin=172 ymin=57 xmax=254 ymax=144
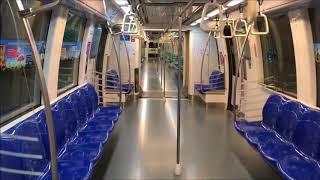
xmin=251 ymin=13 xmax=269 ymax=35
xmin=234 ymin=19 xmax=248 ymax=37
xmin=221 ymin=13 xmax=233 ymax=39
xmin=234 ymin=7 xmax=248 ymax=37
xmin=251 ymin=0 xmax=269 ymax=35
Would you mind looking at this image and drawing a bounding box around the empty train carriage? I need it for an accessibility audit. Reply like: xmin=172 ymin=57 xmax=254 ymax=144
xmin=1 ymin=0 xmax=320 ymax=179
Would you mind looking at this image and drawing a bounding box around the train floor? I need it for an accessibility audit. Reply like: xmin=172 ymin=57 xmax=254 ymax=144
xmin=141 ymin=58 xmax=183 ymax=98
xmin=91 ymin=98 xmax=281 ymax=180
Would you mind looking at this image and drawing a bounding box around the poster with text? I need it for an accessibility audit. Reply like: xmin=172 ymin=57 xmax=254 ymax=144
xmin=0 ymin=40 xmax=45 ymax=70
xmin=60 ymin=42 xmax=82 ymax=61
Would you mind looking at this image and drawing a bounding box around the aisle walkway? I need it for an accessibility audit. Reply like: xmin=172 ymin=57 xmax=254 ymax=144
xmin=92 ymin=98 xmax=280 ymax=180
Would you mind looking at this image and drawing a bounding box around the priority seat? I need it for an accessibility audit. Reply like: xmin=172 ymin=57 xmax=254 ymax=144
xmin=194 ymin=70 xmax=225 ymax=94
xmin=105 ymin=69 xmax=134 ymax=94
xmin=234 ymin=94 xmax=320 ymax=179
xmin=0 ymin=83 xmax=121 ymax=180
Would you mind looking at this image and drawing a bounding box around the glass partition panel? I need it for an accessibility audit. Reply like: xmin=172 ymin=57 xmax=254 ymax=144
xmin=0 ymin=0 xmax=51 ymax=124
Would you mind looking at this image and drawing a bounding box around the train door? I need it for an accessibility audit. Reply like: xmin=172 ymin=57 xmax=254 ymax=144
xmin=140 ymin=41 xmax=163 ymax=98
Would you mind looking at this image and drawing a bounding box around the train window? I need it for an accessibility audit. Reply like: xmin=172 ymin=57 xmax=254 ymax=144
xmin=58 ymin=12 xmax=86 ymax=93
xmin=260 ymin=14 xmax=297 ymax=97
xmin=0 ymin=1 xmax=51 ymax=123
xmin=309 ymin=8 xmax=320 ymax=106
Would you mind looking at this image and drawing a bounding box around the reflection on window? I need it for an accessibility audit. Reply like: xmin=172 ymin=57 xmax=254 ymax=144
xmin=0 ymin=1 xmax=51 ymax=123
xmin=58 ymin=12 xmax=86 ymax=92
xmin=309 ymin=8 xmax=320 ymax=106
xmin=260 ymin=14 xmax=297 ymax=96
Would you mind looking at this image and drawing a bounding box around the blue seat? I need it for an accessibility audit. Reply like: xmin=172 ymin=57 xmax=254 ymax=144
xmin=277 ymin=120 xmax=320 ymax=180
xmin=245 ymin=102 xmax=303 ymax=148
xmin=235 ymin=94 xmax=287 ymax=135
xmin=0 ymin=83 xmax=119 ymax=179
xmin=105 ymin=70 xmax=133 ymax=94
xmin=194 ymin=70 xmax=225 ymax=94
xmin=235 ymin=93 xmax=320 ymax=179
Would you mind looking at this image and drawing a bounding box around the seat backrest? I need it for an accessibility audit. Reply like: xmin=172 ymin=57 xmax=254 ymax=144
xmin=292 ymin=120 xmax=320 ymax=161
xmin=265 ymin=94 xmax=287 ymax=104
xmin=262 ymin=95 xmax=287 ymax=129
xmin=79 ymin=87 xmax=94 ymax=116
xmin=50 ymin=105 xmax=67 ymax=153
xmin=69 ymin=92 xmax=87 ymax=126
xmin=285 ymin=102 xmax=308 ymax=119
xmin=56 ymin=100 xmax=78 ymax=140
xmin=84 ymin=84 xmax=98 ymax=111
xmin=274 ymin=102 xmax=303 ymax=141
xmin=301 ymin=110 xmax=320 ymax=125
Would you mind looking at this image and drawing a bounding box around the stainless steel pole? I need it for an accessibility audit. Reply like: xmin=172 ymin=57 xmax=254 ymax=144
xmin=121 ymin=33 xmax=132 ymax=94
xmin=175 ymin=16 xmax=183 ymax=176
xmin=200 ymin=32 xmax=212 ymax=85
xmin=110 ymin=35 xmax=123 ymax=106
xmin=21 ymin=18 xmax=58 ymax=180
xmin=232 ymin=25 xmax=252 ymax=119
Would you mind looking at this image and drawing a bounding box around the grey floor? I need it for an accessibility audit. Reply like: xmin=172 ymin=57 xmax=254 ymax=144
xmin=141 ymin=58 xmax=183 ymax=98
xmin=92 ymin=98 xmax=280 ymax=180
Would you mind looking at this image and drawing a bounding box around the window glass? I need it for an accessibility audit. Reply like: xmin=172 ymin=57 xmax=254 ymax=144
xmin=260 ymin=14 xmax=297 ymax=96
xmin=58 ymin=12 xmax=86 ymax=92
xmin=90 ymin=26 xmax=103 ymax=59
xmin=309 ymin=8 xmax=320 ymax=106
xmin=0 ymin=1 xmax=51 ymax=123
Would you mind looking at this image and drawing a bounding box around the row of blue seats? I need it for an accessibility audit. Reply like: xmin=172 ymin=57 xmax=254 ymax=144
xmin=194 ymin=71 xmax=225 ymax=94
xmin=0 ymin=84 xmax=121 ymax=179
xmin=235 ymin=94 xmax=320 ymax=180
xmin=105 ymin=70 xmax=134 ymax=94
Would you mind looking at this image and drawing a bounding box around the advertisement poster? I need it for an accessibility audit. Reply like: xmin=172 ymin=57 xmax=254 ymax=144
xmin=315 ymin=43 xmax=320 ymax=63
xmin=0 ymin=40 xmax=45 ymax=70
xmin=0 ymin=45 xmax=4 ymax=69
xmin=60 ymin=42 xmax=82 ymax=61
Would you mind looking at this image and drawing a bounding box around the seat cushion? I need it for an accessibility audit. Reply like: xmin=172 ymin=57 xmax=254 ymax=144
xmin=70 ymin=131 xmax=109 ymax=145
xmin=245 ymin=129 xmax=278 ymax=147
xmin=278 ymin=155 xmax=320 ymax=180
xmin=259 ymin=139 xmax=295 ymax=163
xmin=59 ymin=143 xmax=102 ymax=163
xmin=234 ymin=121 xmax=264 ymax=135
xmin=40 ymin=160 xmax=93 ymax=180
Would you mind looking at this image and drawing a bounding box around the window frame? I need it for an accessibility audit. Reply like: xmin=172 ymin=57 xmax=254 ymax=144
xmin=0 ymin=1 xmax=51 ymax=124
xmin=57 ymin=11 xmax=87 ymax=94
xmin=259 ymin=13 xmax=297 ymax=98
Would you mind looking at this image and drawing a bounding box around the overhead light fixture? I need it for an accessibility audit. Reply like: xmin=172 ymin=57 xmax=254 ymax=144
xmin=207 ymin=9 xmax=219 ymax=17
xmin=115 ymin=0 xmax=128 ymax=6
xmin=190 ymin=22 xmax=198 ymax=26
xmin=121 ymin=6 xmax=131 ymax=14
xmin=226 ymin=0 xmax=244 ymax=7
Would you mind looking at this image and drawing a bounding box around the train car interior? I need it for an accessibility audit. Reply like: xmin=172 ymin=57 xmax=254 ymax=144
xmin=1 ymin=0 xmax=320 ymax=179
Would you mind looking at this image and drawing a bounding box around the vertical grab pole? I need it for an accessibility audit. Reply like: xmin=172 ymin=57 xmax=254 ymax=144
xmin=175 ymin=16 xmax=183 ymax=176
xmin=232 ymin=25 xmax=252 ymax=119
xmin=121 ymin=33 xmax=132 ymax=94
xmin=163 ymin=43 xmax=166 ymax=99
xmin=21 ymin=18 xmax=58 ymax=180
xmin=111 ymin=35 xmax=123 ymax=106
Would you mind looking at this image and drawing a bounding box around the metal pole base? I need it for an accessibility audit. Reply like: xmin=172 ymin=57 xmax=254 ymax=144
xmin=174 ymin=163 xmax=182 ymax=176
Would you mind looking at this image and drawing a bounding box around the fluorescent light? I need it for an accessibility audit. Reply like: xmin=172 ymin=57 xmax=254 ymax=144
xmin=207 ymin=9 xmax=219 ymax=17
xmin=115 ymin=0 xmax=128 ymax=6
xmin=226 ymin=0 xmax=244 ymax=7
xmin=121 ymin=6 xmax=131 ymax=13
xmin=190 ymin=22 xmax=198 ymax=26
